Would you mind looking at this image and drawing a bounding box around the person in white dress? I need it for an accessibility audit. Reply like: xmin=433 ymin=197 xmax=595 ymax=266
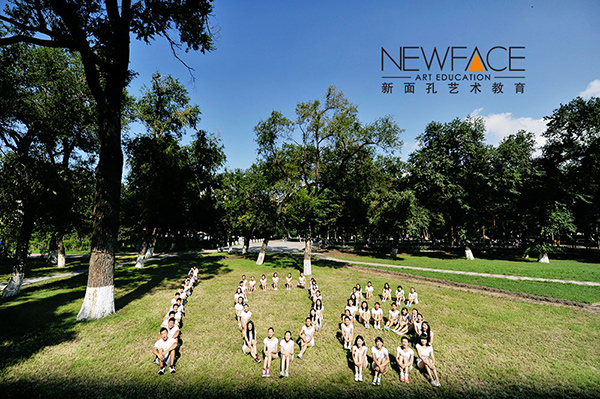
xmin=313 ymin=298 xmax=324 ymax=331
xmin=262 ymin=327 xmax=278 ymax=377
xmin=248 ymin=276 xmax=257 ymax=292
xmin=285 ymin=273 xmax=293 ymax=290
xmin=260 ymin=274 xmax=268 ymax=292
xmin=341 ymin=316 xmax=354 ymax=350
xmin=358 ymin=301 xmax=371 ymax=329
xmin=297 ymin=318 xmax=315 ymax=358
xmin=272 ymin=272 xmax=280 ymax=290
xmin=279 ymin=330 xmax=294 ymax=377
xmin=297 ymin=272 xmax=306 ymax=288
xmin=352 ymin=335 xmax=368 ymax=382
xmin=384 ymin=302 xmax=399 ymax=331
xmin=396 ymin=336 xmax=414 ymax=383
xmin=365 ymin=281 xmax=374 ymax=300
xmin=371 ymin=337 xmax=390 ymax=386
xmin=382 ymin=282 xmax=392 ymax=303
xmin=371 ymin=302 xmax=383 ymax=329
xmin=416 ymin=334 xmax=440 ymax=386
xmin=407 ymin=286 xmax=419 ymax=306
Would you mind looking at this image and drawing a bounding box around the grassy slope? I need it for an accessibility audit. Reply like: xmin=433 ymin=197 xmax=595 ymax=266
xmin=329 ymin=253 xmax=600 ymax=304
xmin=0 ymin=253 xmax=599 ymax=399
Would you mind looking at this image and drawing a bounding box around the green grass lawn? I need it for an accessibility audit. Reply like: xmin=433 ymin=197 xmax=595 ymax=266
xmin=326 ymin=252 xmax=600 ymax=304
xmin=1 ymin=253 xmax=599 ymax=399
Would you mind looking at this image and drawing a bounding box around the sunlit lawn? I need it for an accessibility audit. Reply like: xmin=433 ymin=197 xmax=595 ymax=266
xmin=1 ymin=253 xmax=599 ymax=398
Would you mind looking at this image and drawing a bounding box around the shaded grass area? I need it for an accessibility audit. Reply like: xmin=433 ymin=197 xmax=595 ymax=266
xmin=0 ymin=255 xmax=137 ymax=283
xmin=1 ymin=253 xmax=599 ymax=399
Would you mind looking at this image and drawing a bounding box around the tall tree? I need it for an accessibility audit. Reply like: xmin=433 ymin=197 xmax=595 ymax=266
xmin=255 ymin=86 xmax=402 ymax=274
xmin=408 ymin=117 xmax=490 ymax=258
xmin=0 ymin=0 xmax=215 ymax=318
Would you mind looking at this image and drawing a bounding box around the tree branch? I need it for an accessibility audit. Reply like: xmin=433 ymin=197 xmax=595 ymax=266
xmin=0 ymin=34 xmax=68 ymax=48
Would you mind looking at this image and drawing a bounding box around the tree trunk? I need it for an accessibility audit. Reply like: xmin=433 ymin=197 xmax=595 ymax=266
xmin=77 ymin=97 xmax=123 ymax=320
xmin=242 ymin=236 xmax=250 ymax=255
xmin=256 ymin=238 xmax=269 ymax=265
xmin=465 ymin=246 xmax=475 ymax=260
xmin=390 ymin=234 xmax=398 ymax=258
xmin=145 ymin=227 xmax=157 ymax=259
xmin=304 ymin=228 xmax=312 ymax=275
xmin=56 ymin=232 xmax=66 ymax=268
xmin=2 ymin=204 xmax=35 ymax=298
xmin=47 ymin=233 xmax=58 ymax=264
xmin=136 ymin=239 xmax=149 ymax=268
xmin=228 ymin=233 xmax=233 ymax=253
xmin=538 ymin=252 xmax=550 ymax=263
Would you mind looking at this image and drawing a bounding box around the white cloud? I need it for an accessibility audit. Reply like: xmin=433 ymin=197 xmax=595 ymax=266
xmin=471 ymin=109 xmax=547 ymax=150
xmin=579 ymin=79 xmax=600 ymax=99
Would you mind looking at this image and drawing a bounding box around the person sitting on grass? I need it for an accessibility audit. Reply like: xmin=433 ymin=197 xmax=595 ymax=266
xmin=237 ymin=281 xmax=248 ymax=302
xmin=262 ymin=327 xmax=278 ymax=377
xmin=243 ymin=320 xmax=261 ymax=364
xmin=406 ymin=308 xmax=419 ymax=334
xmin=358 ymin=301 xmax=371 ymax=329
xmin=341 ymin=315 xmax=354 ymax=350
xmin=371 ymin=302 xmax=383 ymax=329
xmin=162 ymin=310 xmax=176 ymax=327
xmin=171 ymin=292 xmax=181 ymax=306
xmin=365 ymin=281 xmax=374 ymax=300
xmin=241 ymin=274 xmax=248 ymax=289
xmin=234 ymin=296 xmax=244 ymax=327
xmin=297 ymin=272 xmax=306 ymax=288
xmin=371 ymin=337 xmax=390 ymax=386
xmin=309 ymin=308 xmax=319 ymax=329
xmin=309 ymin=278 xmax=318 ymax=300
xmin=345 ymin=298 xmax=358 ymax=321
xmin=416 ymin=334 xmax=440 ymax=386
xmin=313 ymin=298 xmax=324 ymax=331
xmin=384 ymin=302 xmax=399 ymax=331
xmin=313 ymin=290 xmax=323 ymax=306
xmin=239 ymin=303 xmax=252 ymax=333
xmin=393 ymin=307 xmax=410 ymax=335
xmin=159 ymin=317 xmax=180 ymax=341
xmin=279 ymin=330 xmax=294 ymax=377
xmin=285 ymin=273 xmax=293 ymax=290
xmin=406 ymin=286 xmax=419 ymax=306
xmin=177 ymin=287 xmax=187 ymax=301
xmin=355 ymin=283 xmax=363 ymax=300
xmin=260 ymin=274 xmax=268 ymax=291
xmin=248 ymin=276 xmax=256 ymax=292
xmin=352 ymin=335 xmax=368 ymax=382
xmin=297 ymin=317 xmax=315 ymax=358
xmin=412 ymin=313 xmax=424 ymax=337
xmin=272 ymin=272 xmax=280 ymax=290
xmin=396 ymin=336 xmax=414 ymax=383
xmin=382 ymin=282 xmax=392 ymax=303
xmin=234 ymin=287 xmax=244 ymax=304
xmin=153 ymin=327 xmax=177 ymax=375
xmin=395 ymin=285 xmax=405 ymax=306
xmin=420 ymin=321 xmax=434 ymax=345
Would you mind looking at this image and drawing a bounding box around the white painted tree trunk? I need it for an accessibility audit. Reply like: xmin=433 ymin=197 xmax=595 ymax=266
xmin=135 ymin=254 xmax=145 ymax=268
xmin=57 ymin=253 xmax=66 ymax=268
xmin=304 ymin=239 xmax=312 ymax=275
xmin=256 ymin=238 xmax=269 ymax=265
xmin=390 ymin=248 xmax=398 ymax=258
xmin=2 ymin=272 xmax=24 ymax=298
xmin=538 ymin=253 xmax=550 ymax=263
xmin=242 ymin=237 xmax=249 ymax=255
xmin=465 ymin=247 xmax=475 ymax=260
xmin=228 ymin=243 xmax=233 ymax=253
xmin=48 ymin=250 xmax=59 ymax=264
xmin=77 ymin=285 xmax=115 ymax=320
xmin=145 ymin=247 xmax=154 ymax=259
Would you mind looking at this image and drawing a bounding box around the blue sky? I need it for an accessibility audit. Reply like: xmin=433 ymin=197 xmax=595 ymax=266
xmin=128 ymin=0 xmax=600 ymax=169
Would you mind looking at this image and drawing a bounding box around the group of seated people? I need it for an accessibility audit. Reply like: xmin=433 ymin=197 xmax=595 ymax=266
xmin=339 ymin=281 xmax=441 ymax=387
xmin=233 ymin=272 xmax=324 ymax=378
xmin=152 ymin=266 xmax=199 ymax=375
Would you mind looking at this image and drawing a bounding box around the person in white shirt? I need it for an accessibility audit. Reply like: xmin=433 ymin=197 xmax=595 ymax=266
xmin=285 ymin=273 xmax=293 ymax=290
xmin=162 ymin=310 xmax=176 ymax=327
xmin=243 ymin=320 xmax=261 ymax=364
xmin=341 ymin=316 xmax=354 ymax=350
xmin=352 ymin=335 xmax=368 ymax=382
xmin=272 ymin=272 xmax=280 ymax=290
xmin=354 ymin=283 xmax=363 ymax=300
xmin=262 ymin=327 xmax=278 ymax=377
xmin=240 ymin=275 xmax=247 ymax=289
xmin=371 ymin=302 xmax=383 ymax=329
xmin=248 ymin=276 xmax=257 ymax=292
xmin=313 ymin=290 xmax=323 ymax=306
xmin=158 ymin=318 xmax=180 ymax=341
xmin=345 ymin=298 xmax=358 ymax=320
xmin=395 ymin=285 xmax=405 ymax=306
xmin=297 ymin=318 xmax=315 ymax=358
xmin=260 ymin=274 xmax=268 ymax=292
xmin=234 ymin=296 xmax=244 ymax=327
xmin=313 ymin=298 xmax=324 ymax=331
xmin=358 ymin=301 xmax=371 ymax=329
xmin=382 ymin=282 xmax=392 ymax=303
xmin=416 ymin=334 xmax=440 ymax=386
xmin=239 ymin=303 xmax=252 ymax=333
xmin=279 ymin=330 xmax=294 ymax=377
xmin=396 ymin=336 xmax=414 ymax=383
xmin=365 ymin=281 xmax=374 ymax=300
xmin=371 ymin=337 xmax=389 ymax=386
xmin=153 ymin=328 xmax=178 ymax=375
xmin=170 ymin=292 xmax=181 ymax=306
xmin=234 ymin=287 xmax=244 ymax=304
xmin=297 ymin=272 xmax=306 ymax=288
xmin=384 ymin=302 xmax=399 ymax=331
xmin=393 ymin=306 xmax=410 ymax=335
xmin=407 ymin=286 xmax=419 ymax=306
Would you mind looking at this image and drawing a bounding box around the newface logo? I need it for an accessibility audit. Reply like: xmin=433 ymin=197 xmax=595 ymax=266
xmin=380 ymin=46 xmax=526 ymax=95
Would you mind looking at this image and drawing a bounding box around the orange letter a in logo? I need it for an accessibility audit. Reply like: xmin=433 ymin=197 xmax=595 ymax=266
xmin=466 ymin=48 xmax=487 ymax=71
